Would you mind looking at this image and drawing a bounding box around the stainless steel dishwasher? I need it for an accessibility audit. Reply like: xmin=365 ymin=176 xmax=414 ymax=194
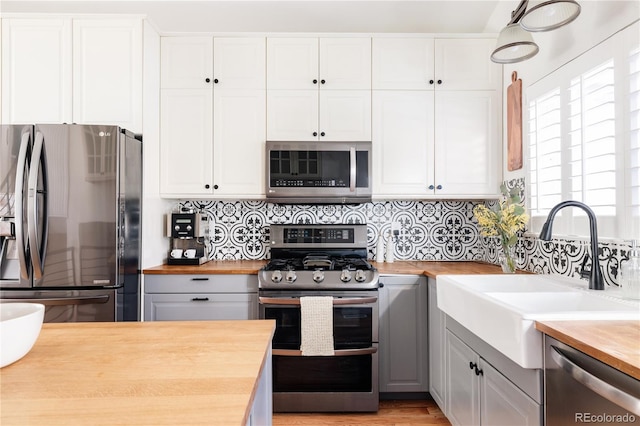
xmin=544 ymin=335 xmax=640 ymax=425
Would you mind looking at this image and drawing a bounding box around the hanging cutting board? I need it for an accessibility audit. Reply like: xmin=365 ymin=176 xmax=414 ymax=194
xmin=507 ymin=71 xmax=523 ymax=171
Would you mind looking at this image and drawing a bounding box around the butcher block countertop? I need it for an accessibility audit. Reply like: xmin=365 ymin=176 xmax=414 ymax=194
xmin=535 ymin=320 xmax=640 ymax=380
xmin=143 ymin=259 xmax=508 ymax=276
xmin=0 ymin=320 xmax=275 ymax=426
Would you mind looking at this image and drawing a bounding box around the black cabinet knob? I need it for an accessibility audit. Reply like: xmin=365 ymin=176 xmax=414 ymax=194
xmin=205 ymin=78 xmax=211 ymax=83
xmin=469 ymin=362 xmax=476 ymax=370
xmin=313 ymin=132 xmax=318 ymax=137
xmin=205 ymin=184 xmax=210 ymax=189
xmin=320 ymin=79 xmax=326 ymax=84
xmin=320 ymin=132 xmax=325 ymax=137
xmin=214 ymin=78 xmax=219 ymax=84
xmin=379 ymin=283 xmax=384 ymax=288
xmin=313 ymin=79 xmax=318 ymax=84
xmin=428 ymin=185 xmax=435 ymax=190
xmin=475 ymin=366 xmax=483 ymax=376
xmin=437 ymin=79 xmax=443 ymax=85
xmin=436 ymin=185 xmax=442 ymax=190
xmin=213 ymin=184 xmax=219 ymax=190
xmin=429 ymin=79 xmax=434 ymax=85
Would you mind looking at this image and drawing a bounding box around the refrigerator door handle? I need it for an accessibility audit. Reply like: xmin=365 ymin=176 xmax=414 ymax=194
xmin=15 ymin=132 xmax=31 ymax=281
xmin=1 ymin=295 xmax=110 ymax=306
xmin=27 ymin=131 xmax=49 ymax=280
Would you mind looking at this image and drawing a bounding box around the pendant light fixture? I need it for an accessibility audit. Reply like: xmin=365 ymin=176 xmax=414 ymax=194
xmin=491 ymin=0 xmax=539 ymax=64
xmin=520 ymin=0 xmax=581 ymax=32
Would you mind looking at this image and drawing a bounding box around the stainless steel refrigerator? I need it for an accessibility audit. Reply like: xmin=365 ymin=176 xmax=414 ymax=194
xmin=0 ymin=124 xmax=142 ymax=322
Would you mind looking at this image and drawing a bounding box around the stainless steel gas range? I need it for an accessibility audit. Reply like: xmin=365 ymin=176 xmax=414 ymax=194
xmin=258 ymin=224 xmax=380 ymax=413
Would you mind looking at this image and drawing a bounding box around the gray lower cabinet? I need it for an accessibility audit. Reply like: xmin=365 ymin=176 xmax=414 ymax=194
xmin=446 ymin=325 xmax=542 ymax=426
xmin=378 ymin=275 xmax=428 ymax=393
xmin=246 ymin=346 xmax=273 ymax=426
xmin=428 ymin=278 xmax=446 ymax=411
xmin=144 ymin=274 xmax=258 ymax=321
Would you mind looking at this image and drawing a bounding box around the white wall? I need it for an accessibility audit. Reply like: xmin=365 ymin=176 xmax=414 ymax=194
xmin=501 ymin=0 xmax=640 ymax=182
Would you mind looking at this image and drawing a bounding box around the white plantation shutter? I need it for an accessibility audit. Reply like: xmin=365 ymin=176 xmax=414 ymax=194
xmin=527 ymin=22 xmax=640 ymax=239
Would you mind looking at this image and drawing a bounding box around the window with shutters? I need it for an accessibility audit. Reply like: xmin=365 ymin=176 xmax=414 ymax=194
xmin=527 ymin=23 xmax=640 ymax=240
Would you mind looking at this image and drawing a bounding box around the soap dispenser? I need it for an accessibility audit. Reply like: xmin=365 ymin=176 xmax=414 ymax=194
xmin=375 ymin=234 xmax=385 ymax=263
xmin=621 ymin=240 xmax=640 ymax=300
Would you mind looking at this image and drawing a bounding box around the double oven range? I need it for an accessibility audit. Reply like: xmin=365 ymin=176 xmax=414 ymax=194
xmin=258 ymin=224 xmax=380 ymax=412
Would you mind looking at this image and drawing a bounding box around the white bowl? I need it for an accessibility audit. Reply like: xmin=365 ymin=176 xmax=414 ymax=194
xmin=0 ymin=303 xmax=45 ymax=368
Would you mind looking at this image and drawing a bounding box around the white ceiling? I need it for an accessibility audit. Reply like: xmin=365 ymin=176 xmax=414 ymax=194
xmin=0 ymin=0 xmax=515 ymax=34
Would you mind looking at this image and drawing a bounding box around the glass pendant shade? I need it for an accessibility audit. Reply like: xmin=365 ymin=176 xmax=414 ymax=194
xmin=491 ymin=23 xmax=540 ymax=64
xmin=520 ymin=0 xmax=581 ymax=32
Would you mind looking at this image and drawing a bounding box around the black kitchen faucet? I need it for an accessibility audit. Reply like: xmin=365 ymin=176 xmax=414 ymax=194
xmin=539 ymin=200 xmax=605 ymax=290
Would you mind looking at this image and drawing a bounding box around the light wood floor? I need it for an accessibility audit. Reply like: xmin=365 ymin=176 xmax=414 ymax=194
xmin=273 ymin=398 xmax=451 ymax=425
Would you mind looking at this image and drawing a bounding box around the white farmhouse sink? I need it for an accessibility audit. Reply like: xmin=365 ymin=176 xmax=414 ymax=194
xmin=437 ymin=274 xmax=640 ymax=369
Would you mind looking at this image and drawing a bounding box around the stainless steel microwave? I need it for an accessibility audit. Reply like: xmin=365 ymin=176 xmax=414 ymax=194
xmin=266 ymin=141 xmax=372 ymax=204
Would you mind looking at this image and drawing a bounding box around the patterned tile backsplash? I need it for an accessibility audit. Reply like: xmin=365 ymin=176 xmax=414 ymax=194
xmin=178 ymin=178 xmax=632 ymax=287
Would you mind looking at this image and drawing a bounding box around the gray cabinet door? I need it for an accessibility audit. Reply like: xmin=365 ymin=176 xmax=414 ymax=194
xmin=428 ymin=278 xmax=446 ymax=411
xmin=481 ymin=361 xmax=542 ymax=426
xmin=446 ymin=330 xmax=481 ymax=426
xmin=378 ymin=275 xmax=428 ymax=393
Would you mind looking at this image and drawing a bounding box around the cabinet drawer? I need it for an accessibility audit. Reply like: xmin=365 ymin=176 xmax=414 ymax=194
xmin=144 ymin=274 xmax=258 ymax=294
xmin=145 ymin=293 xmax=258 ymax=321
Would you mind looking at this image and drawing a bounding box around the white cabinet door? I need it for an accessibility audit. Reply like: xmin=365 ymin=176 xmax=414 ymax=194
xmin=214 ymin=37 xmax=266 ymax=90
xmin=481 ymin=361 xmax=542 ymax=426
xmin=434 ymin=38 xmax=501 ymax=91
xmin=266 ymin=90 xmax=318 ymax=141
xmin=161 ymin=37 xmax=213 ymax=88
xmin=434 ymin=91 xmax=500 ymax=196
xmin=267 ymin=38 xmax=318 ymax=90
xmin=446 ymin=331 xmax=481 ymax=426
xmin=72 ymin=19 xmax=142 ymax=132
xmin=213 ymin=89 xmax=266 ymax=197
xmin=160 ymin=89 xmax=214 ymax=196
xmin=428 ymin=278 xmax=446 ymax=413
xmin=372 ymin=90 xmax=435 ymax=196
xmin=1 ymin=19 xmax=72 ymax=123
xmin=378 ymin=276 xmax=428 ymax=393
xmin=372 ymin=38 xmax=435 ymax=90
xmin=319 ymin=90 xmax=371 ymax=141
xmin=319 ymin=37 xmax=371 ymax=90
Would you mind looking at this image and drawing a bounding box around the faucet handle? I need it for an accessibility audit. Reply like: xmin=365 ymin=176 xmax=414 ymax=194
xmin=579 ymin=255 xmax=591 ymax=280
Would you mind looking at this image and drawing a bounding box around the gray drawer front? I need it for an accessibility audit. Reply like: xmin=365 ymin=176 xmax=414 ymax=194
xmin=144 ymin=274 xmax=258 ymax=293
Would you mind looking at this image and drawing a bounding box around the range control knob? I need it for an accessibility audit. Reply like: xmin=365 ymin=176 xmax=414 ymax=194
xmin=313 ymin=270 xmax=325 ymax=283
xmin=285 ymin=270 xmax=297 ymax=283
xmin=340 ymin=269 xmax=352 ymax=282
xmin=271 ymin=270 xmax=283 ymax=283
xmin=354 ymin=270 xmax=367 ymax=283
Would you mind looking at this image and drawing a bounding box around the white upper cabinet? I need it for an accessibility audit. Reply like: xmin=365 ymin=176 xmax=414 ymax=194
xmin=2 ymin=19 xmax=72 ymax=124
xmin=267 ymin=37 xmax=371 ymax=90
xmin=159 ymin=36 xmax=266 ymax=198
xmin=372 ymin=37 xmax=500 ymax=91
xmin=2 ymin=18 xmax=142 ymax=131
xmin=372 ymin=38 xmax=434 ymax=90
xmin=266 ymin=37 xmax=371 ymax=141
xmin=161 ymin=37 xmax=213 ymax=89
xmin=72 ymin=19 xmax=143 ymax=132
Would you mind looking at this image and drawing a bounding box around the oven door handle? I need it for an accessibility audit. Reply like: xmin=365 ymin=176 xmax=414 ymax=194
xmin=273 ymin=347 xmax=377 ymax=357
xmin=550 ymin=345 xmax=640 ymax=416
xmin=259 ymin=296 xmax=377 ymax=306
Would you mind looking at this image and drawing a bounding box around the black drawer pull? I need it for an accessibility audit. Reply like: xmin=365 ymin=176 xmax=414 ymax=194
xmin=191 ymin=277 xmax=210 ymax=281
xmin=191 ymin=297 xmax=209 ymax=302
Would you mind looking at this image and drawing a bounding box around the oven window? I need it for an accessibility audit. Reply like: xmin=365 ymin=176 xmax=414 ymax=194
xmin=264 ymin=306 xmax=374 ymax=350
xmin=273 ymin=354 xmax=372 ymax=392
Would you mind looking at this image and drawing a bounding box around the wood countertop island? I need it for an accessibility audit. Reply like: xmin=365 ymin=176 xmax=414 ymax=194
xmin=0 ymin=320 xmax=275 ymax=426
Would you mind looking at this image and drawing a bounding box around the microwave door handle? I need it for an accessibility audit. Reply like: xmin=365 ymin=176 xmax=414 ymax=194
xmin=14 ymin=132 xmax=31 ymax=281
xmin=273 ymin=347 xmax=377 ymax=357
xmin=349 ymin=147 xmax=356 ymax=192
xmin=550 ymin=345 xmax=640 ymax=416
xmin=259 ymin=296 xmax=377 ymax=306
